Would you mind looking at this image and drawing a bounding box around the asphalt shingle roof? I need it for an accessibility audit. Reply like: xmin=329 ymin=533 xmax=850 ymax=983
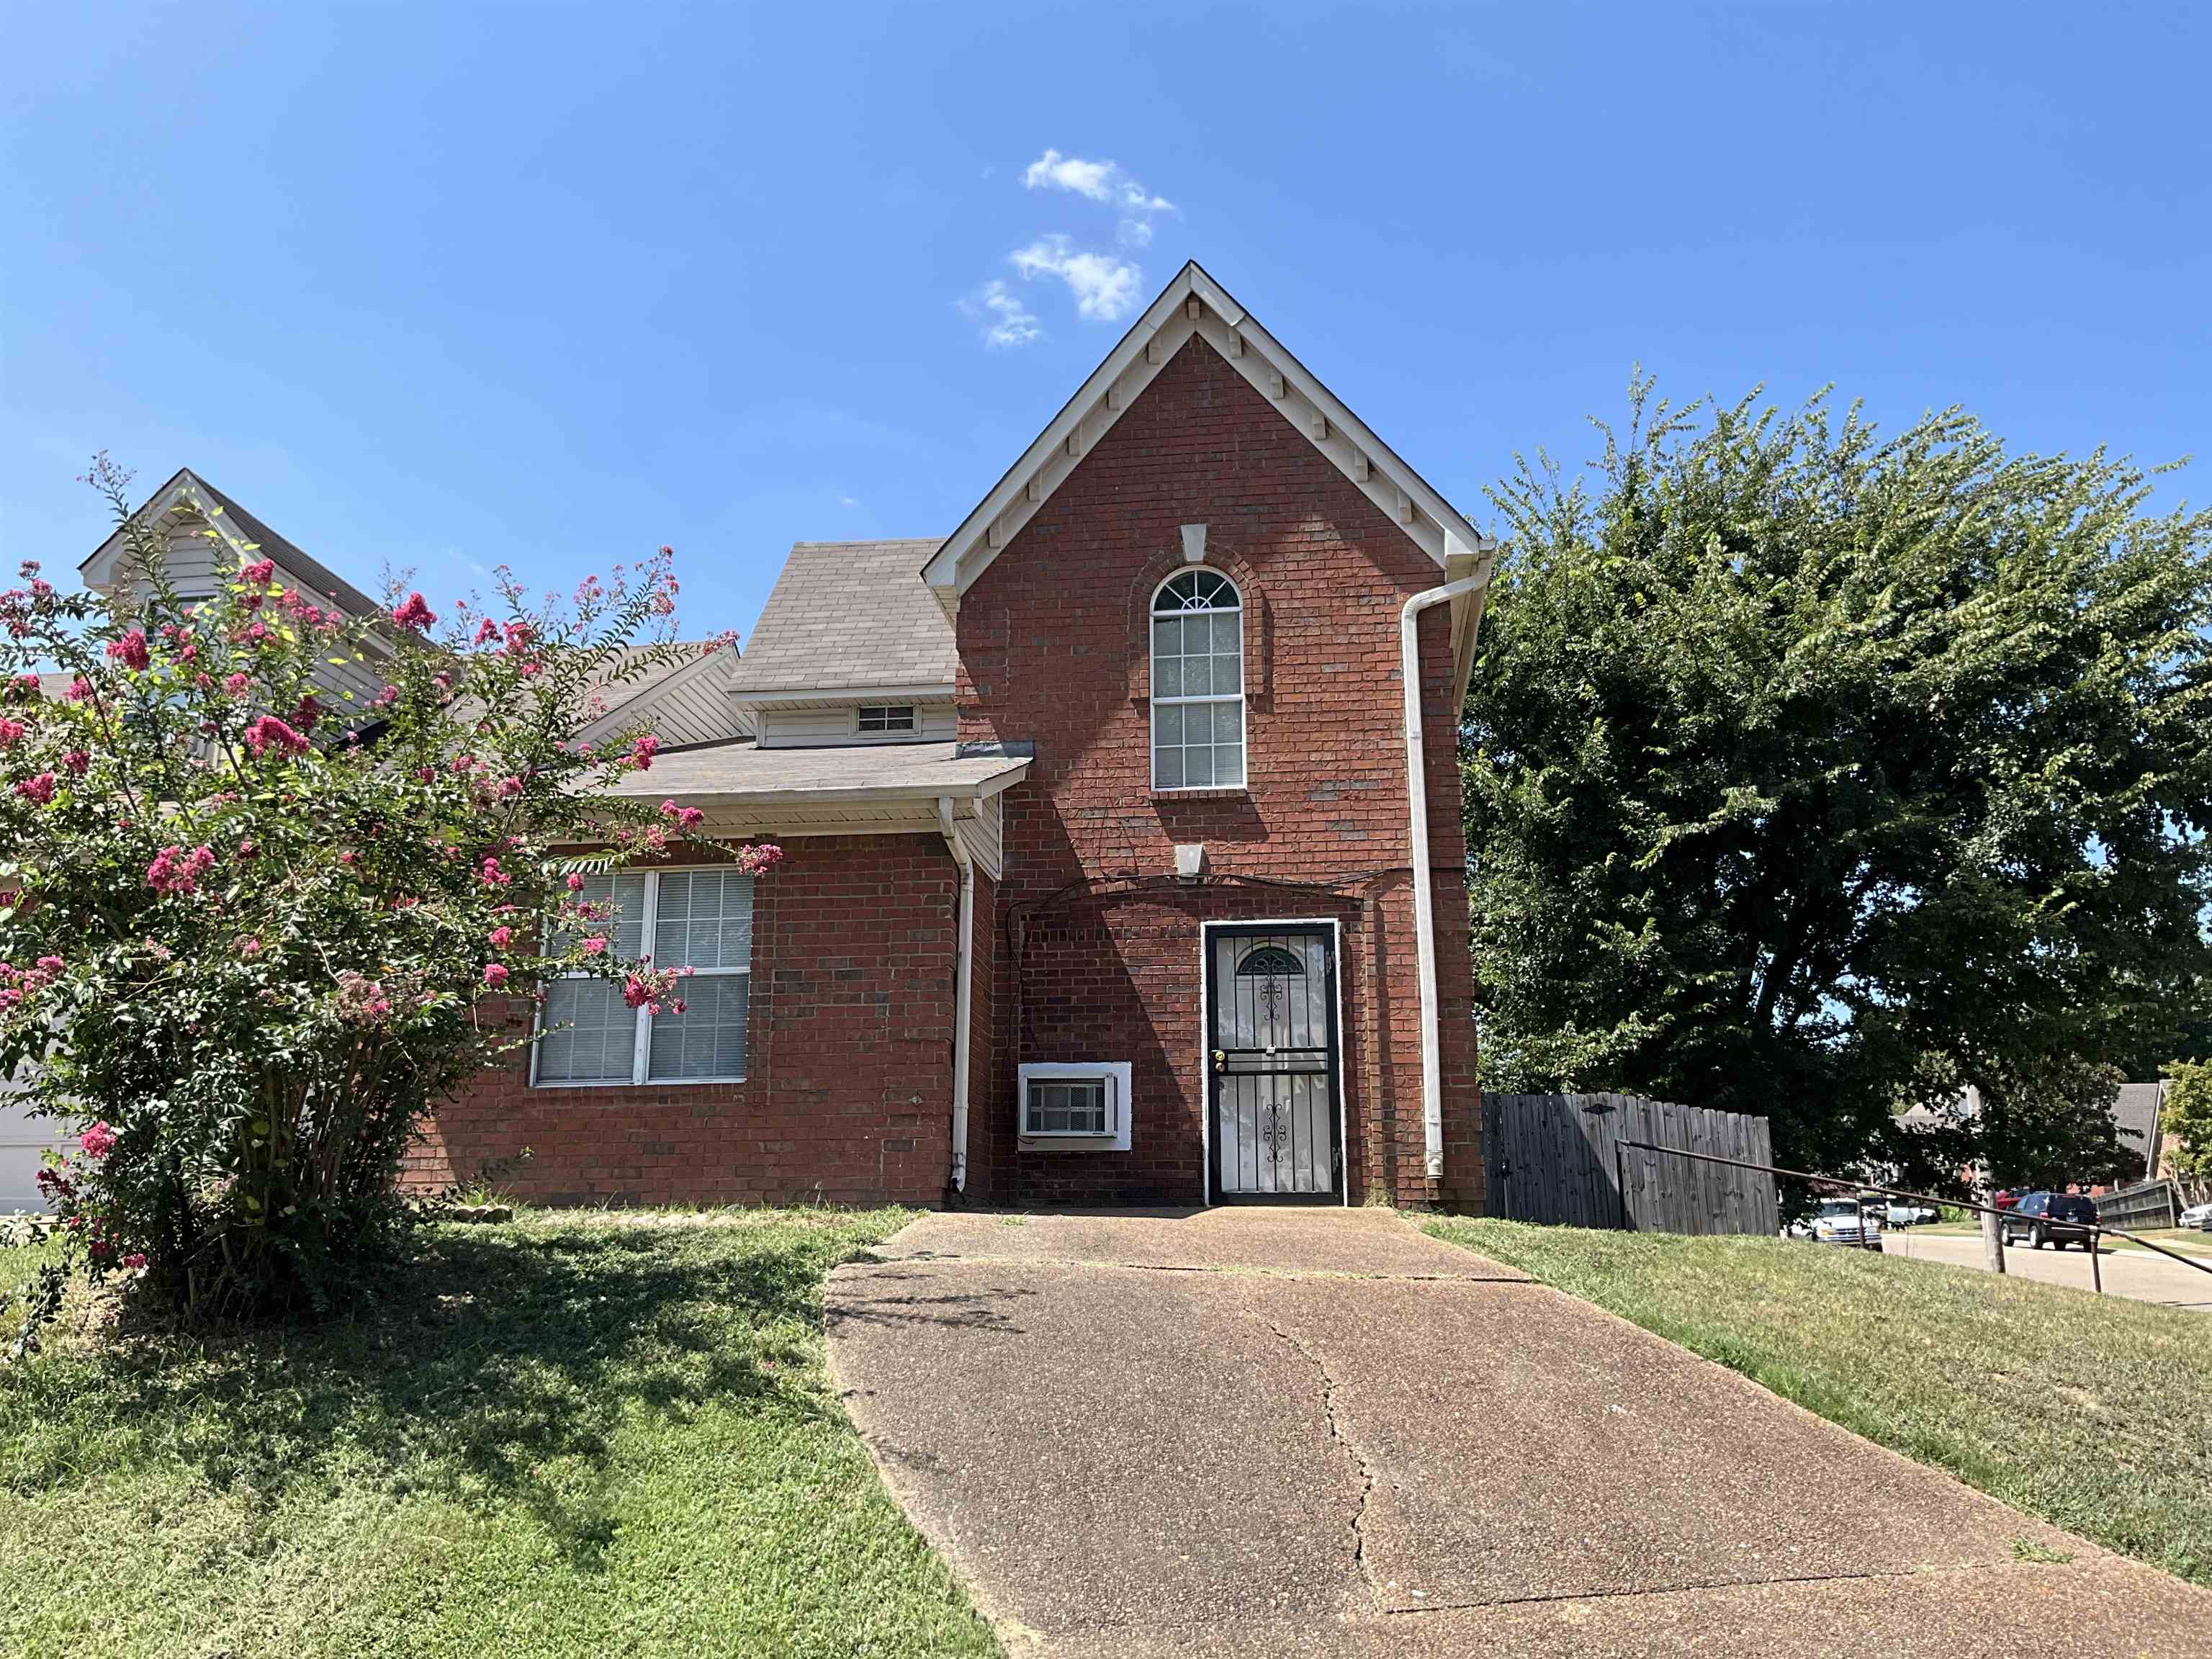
xmin=727 ymin=540 xmax=954 ymax=696
xmin=2111 ymin=1082 xmax=2165 ymax=1175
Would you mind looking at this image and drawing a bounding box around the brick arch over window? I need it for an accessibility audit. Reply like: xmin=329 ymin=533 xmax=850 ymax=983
xmin=1122 ymin=541 xmax=1272 ymax=711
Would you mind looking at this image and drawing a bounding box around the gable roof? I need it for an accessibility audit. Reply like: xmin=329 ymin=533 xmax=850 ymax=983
xmin=2111 ymin=1081 xmax=2166 ymax=1178
xmin=572 ymin=641 xmax=740 ymax=746
xmin=81 ymin=467 xmax=382 ymax=619
xmin=922 ymin=261 xmax=1493 ymax=603
xmin=728 ymin=539 xmax=956 ymax=698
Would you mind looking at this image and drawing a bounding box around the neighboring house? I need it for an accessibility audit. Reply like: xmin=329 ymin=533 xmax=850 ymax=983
xmin=55 ymin=261 xmax=1494 ymax=1213
xmin=1 ymin=1064 xmax=63 ymax=1213
xmin=2112 ymin=1080 xmax=2166 ymax=1184
xmin=417 ymin=261 xmax=1493 ymax=1210
xmin=1900 ymin=1079 xmax=2168 ymax=1191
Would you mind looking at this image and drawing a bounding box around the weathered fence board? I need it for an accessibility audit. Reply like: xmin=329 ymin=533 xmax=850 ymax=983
xmin=1482 ymin=1092 xmax=1779 ymax=1236
xmin=2095 ymin=1179 xmax=2179 ymax=1231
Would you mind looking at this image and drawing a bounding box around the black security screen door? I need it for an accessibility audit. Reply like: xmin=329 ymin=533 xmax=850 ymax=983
xmin=1208 ymin=925 xmax=1342 ymax=1202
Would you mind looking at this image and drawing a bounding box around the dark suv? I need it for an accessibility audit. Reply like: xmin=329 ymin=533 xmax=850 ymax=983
xmin=2000 ymin=1191 xmax=2100 ymax=1251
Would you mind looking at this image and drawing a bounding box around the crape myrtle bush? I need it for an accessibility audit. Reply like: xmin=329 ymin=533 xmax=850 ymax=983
xmin=0 ymin=459 xmax=780 ymax=1346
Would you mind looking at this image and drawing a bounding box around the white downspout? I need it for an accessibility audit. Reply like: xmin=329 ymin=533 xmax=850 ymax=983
xmin=1400 ymin=574 xmax=1490 ymax=1181
xmin=937 ymin=795 xmax=976 ymax=1196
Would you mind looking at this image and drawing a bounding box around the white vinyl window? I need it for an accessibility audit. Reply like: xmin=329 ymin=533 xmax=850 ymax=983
xmin=532 ymin=868 xmax=754 ymax=1087
xmin=1150 ymin=570 xmax=1245 ymax=791
xmin=1017 ymin=1061 xmax=1133 ymax=1151
xmin=857 ymin=704 xmax=917 ymax=733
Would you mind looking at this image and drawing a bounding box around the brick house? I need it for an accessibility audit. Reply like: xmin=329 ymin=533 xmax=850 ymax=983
xmin=102 ymin=261 xmax=1498 ymax=1213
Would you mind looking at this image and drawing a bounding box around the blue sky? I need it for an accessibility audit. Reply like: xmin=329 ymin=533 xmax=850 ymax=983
xmin=4 ymin=2 xmax=2206 ymax=641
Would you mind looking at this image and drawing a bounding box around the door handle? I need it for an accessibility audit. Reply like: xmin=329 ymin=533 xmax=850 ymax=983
xmin=1212 ymin=1049 xmax=1226 ymax=1074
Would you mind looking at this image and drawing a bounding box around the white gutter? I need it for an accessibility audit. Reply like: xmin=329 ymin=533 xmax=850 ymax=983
xmin=1400 ymin=572 xmax=1492 ymax=1180
xmin=936 ymin=795 xmax=976 ymax=1195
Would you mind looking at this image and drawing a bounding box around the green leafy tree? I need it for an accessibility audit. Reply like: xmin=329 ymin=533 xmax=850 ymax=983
xmin=0 ymin=459 xmax=777 ymax=1341
xmin=1466 ymin=383 xmax=2212 ymax=1182
xmin=2164 ymin=1058 xmax=2212 ymax=1186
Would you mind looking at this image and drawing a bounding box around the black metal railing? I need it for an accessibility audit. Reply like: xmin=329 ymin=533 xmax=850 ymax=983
xmin=1614 ymin=1138 xmax=2212 ymax=1295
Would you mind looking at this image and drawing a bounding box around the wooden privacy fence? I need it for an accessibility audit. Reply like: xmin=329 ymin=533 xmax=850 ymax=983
xmin=1483 ymin=1092 xmax=1780 ymax=1236
xmin=2093 ymin=1179 xmax=2180 ymax=1231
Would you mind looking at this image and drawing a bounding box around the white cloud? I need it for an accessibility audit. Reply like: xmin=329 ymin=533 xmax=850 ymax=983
xmin=963 ymin=278 xmax=1043 ymax=349
xmin=1009 ymin=235 xmax=1142 ymax=323
xmin=1022 ymin=148 xmax=1175 ymax=246
xmin=1022 ymin=148 xmax=1119 ymax=202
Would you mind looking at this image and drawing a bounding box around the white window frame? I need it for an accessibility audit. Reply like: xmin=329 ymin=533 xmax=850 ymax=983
xmin=529 ymin=866 xmax=753 ymax=1089
xmin=1148 ymin=570 xmax=1247 ymax=793
xmin=1017 ymin=1061 xmax=1133 ymax=1151
xmin=857 ymin=703 xmax=917 ymax=734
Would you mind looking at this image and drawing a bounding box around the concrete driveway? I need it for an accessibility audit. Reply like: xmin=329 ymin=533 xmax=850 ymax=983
xmin=1883 ymin=1228 xmax=2212 ymax=1313
xmin=826 ymin=1209 xmax=2212 ymax=1658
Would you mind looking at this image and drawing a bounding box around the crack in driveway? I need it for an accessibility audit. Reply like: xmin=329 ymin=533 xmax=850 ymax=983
xmin=1267 ymin=1317 xmax=1383 ymax=1602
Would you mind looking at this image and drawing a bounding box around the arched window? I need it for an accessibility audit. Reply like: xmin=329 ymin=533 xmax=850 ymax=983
xmin=1151 ymin=570 xmax=1244 ymax=789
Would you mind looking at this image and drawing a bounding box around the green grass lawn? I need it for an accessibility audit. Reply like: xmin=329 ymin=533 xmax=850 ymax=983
xmin=1421 ymin=1217 xmax=2212 ymax=1587
xmin=0 ymin=1209 xmax=998 ymax=1659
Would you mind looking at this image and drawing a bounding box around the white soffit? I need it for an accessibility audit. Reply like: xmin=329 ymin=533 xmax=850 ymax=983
xmin=922 ymin=261 xmax=1493 ymax=601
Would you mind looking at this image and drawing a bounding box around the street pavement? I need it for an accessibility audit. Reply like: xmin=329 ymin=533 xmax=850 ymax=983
xmin=1882 ymin=1227 xmax=2212 ymax=1313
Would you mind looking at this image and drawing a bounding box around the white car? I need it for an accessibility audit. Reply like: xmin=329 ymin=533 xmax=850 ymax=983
xmin=1881 ymin=1200 xmax=1939 ymax=1227
xmin=2180 ymin=1200 xmax=2212 ymax=1232
xmin=1794 ymin=1197 xmax=1884 ymax=1249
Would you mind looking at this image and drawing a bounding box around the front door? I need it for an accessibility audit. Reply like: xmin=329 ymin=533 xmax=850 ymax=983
xmin=1208 ymin=925 xmax=1342 ymax=1202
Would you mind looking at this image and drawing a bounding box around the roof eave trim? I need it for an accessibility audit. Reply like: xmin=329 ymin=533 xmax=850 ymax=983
xmin=647 ymin=760 xmax=1031 ymax=809
xmin=727 ymin=681 xmax=958 ymax=708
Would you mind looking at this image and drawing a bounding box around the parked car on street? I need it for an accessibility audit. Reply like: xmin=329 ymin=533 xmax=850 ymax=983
xmin=1999 ymin=1191 xmax=2100 ymax=1250
xmin=1791 ymin=1197 xmax=1884 ymax=1249
xmin=2180 ymin=1199 xmax=2212 ymax=1232
xmin=1881 ymin=1199 xmax=1939 ymax=1226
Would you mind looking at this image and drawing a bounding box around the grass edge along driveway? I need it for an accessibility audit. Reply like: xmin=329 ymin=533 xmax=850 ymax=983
xmin=1422 ymin=1217 xmax=2212 ymax=1589
xmin=0 ymin=1208 xmax=999 ymax=1659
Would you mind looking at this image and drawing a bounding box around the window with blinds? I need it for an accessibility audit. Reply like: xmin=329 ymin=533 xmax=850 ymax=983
xmin=533 ymin=868 xmax=753 ymax=1087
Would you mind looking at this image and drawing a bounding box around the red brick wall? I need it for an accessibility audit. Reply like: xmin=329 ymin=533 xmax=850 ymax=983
xmin=958 ymin=334 xmax=1481 ymax=1209
xmin=409 ymin=834 xmax=963 ymax=1207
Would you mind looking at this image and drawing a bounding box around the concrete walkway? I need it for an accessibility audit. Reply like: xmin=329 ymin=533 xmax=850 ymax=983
xmin=1883 ymin=1228 xmax=2212 ymax=1313
xmin=826 ymin=1209 xmax=2212 ymax=1658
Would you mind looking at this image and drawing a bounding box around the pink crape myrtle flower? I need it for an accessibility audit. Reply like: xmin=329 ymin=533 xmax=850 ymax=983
xmin=580 ymin=935 xmax=608 ymax=956
xmin=147 ymin=843 xmax=216 ymax=895
xmin=392 ymin=592 xmax=436 ymax=631
xmin=106 ymin=629 xmax=151 ymax=671
xmin=566 ymin=872 xmax=586 ymax=891
xmin=478 ymin=855 xmax=512 ymax=888
xmin=222 ymin=672 xmax=251 ymax=696
xmin=240 ymin=557 xmax=276 ymax=585
xmin=65 ymin=676 xmax=93 ymax=703
xmin=0 ymin=716 xmax=24 ymax=748
xmin=13 ymin=773 xmax=56 ymax=805
xmin=244 ymin=714 xmax=310 ymax=757
xmin=488 ymin=925 xmax=514 ymax=948
xmin=629 ymin=734 xmax=660 ymax=771
xmin=482 ymin=963 xmax=510 ymax=989
xmin=59 ymin=750 xmax=89 ymax=775
xmin=734 ymin=842 xmax=785 ymax=876
xmin=79 ymin=1121 xmax=118 ymax=1159
xmin=472 ymin=616 xmax=500 ymax=645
